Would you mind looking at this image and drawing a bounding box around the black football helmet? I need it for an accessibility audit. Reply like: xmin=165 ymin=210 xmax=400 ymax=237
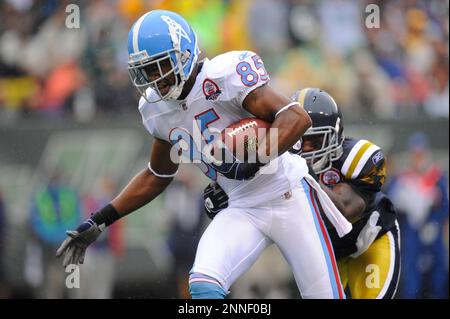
xmin=290 ymin=88 xmax=344 ymax=173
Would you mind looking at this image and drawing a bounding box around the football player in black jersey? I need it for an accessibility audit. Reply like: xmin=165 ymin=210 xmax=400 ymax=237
xmin=203 ymin=88 xmax=400 ymax=299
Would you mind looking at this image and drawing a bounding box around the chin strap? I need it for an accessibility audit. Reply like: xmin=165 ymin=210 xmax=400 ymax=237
xmin=166 ymin=83 xmax=184 ymax=100
xmin=312 ymin=155 xmax=330 ymax=174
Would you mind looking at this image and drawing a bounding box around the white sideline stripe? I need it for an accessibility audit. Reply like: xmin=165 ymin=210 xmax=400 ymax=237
xmin=132 ymin=12 xmax=151 ymax=54
xmin=341 ymin=140 xmax=367 ymax=176
xmin=351 ymin=144 xmax=380 ymax=179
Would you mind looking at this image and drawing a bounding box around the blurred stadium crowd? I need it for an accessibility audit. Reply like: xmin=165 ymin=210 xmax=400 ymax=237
xmin=0 ymin=0 xmax=448 ymax=121
xmin=0 ymin=0 xmax=448 ymax=299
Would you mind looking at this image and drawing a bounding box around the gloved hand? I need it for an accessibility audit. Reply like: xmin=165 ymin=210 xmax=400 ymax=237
xmin=350 ymin=211 xmax=382 ymax=258
xmin=203 ymin=182 xmax=229 ymax=219
xmin=209 ymin=145 xmax=264 ymax=180
xmin=56 ymin=219 xmax=104 ymax=267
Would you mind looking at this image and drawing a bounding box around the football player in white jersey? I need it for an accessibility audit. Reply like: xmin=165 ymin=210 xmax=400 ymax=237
xmin=56 ymin=10 xmax=351 ymax=299
xmin=205 ymin=88 xmax=401 ymax=299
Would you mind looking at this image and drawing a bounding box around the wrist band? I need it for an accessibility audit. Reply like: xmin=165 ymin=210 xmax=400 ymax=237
xmin=91 ymin=204 xmax=121 ymax=227
xmin=275 ymin=102 xmax=301 ymax=118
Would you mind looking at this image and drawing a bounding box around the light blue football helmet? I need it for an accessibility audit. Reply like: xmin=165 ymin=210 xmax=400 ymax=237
xmin=127 ymin=10 xmax=200 ymax=102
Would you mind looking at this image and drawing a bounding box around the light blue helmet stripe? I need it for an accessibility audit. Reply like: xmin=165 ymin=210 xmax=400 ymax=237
xmin=131 ymin=11 xmax=151 ymax=53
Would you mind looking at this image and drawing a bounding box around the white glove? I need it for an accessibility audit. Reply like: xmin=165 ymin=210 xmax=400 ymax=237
xmin=350 ymin=211 xmax=382 ymax=258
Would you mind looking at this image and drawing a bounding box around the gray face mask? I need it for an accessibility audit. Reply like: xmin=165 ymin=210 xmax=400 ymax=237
xmin=301 ymin=126 xmax=344 ymax=174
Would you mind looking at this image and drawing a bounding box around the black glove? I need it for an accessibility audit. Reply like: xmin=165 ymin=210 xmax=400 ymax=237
xmin=203 ymin=182 xmax=229 ymax=219
xmin=209 ymin=146 xmax=264 ymax=180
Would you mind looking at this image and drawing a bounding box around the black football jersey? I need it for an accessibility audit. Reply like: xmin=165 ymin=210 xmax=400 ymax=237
xmin=319 ymin=137 xmax=397 ymax=259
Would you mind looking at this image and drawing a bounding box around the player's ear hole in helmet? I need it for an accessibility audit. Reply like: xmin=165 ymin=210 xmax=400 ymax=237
xmin=127 ymin=10 xmax=201 ymax=103
xmin=290 ymin=88 xmax=344 ymax=174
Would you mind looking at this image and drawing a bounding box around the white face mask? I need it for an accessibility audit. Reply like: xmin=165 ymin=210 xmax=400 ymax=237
xmin=128 ymin=51 xmax=188 ymax=103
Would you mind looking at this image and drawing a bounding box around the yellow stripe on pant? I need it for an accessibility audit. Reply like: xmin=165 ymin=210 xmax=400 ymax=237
xmin=337 ymin=231 xmax=398 ymax=299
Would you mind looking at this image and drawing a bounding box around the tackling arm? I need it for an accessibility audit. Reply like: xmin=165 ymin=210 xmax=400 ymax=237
xmin=320 ymin=182 xmax=366 ymax=222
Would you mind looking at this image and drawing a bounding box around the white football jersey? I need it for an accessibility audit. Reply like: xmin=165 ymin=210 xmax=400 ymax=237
xmin=139 ymin=50 xmax=308 ymax=207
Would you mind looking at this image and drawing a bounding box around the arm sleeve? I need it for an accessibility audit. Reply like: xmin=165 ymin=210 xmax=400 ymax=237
xmin=223 ymin=51 xmax=271 ymax=106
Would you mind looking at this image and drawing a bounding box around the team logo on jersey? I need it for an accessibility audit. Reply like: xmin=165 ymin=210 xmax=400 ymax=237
xmin=320 ymin=168 xmax=342 ymax=186
xmin=239 ymin=51 xmax=251 ymax=60
xmin=202 ymin=79 xmax=222 ymax=101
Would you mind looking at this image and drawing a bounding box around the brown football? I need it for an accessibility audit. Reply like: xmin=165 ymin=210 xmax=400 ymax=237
xmin=213 ymin=117 xmax=271 ymax=162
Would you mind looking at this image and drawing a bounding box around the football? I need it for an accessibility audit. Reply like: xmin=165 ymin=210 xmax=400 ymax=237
xmin=215 ymin=117 xmax=271 ymax=162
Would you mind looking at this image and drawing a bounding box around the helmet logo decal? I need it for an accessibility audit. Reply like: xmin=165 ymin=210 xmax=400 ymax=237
xmin=161 ymin=15 xmax=191 ymax=44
